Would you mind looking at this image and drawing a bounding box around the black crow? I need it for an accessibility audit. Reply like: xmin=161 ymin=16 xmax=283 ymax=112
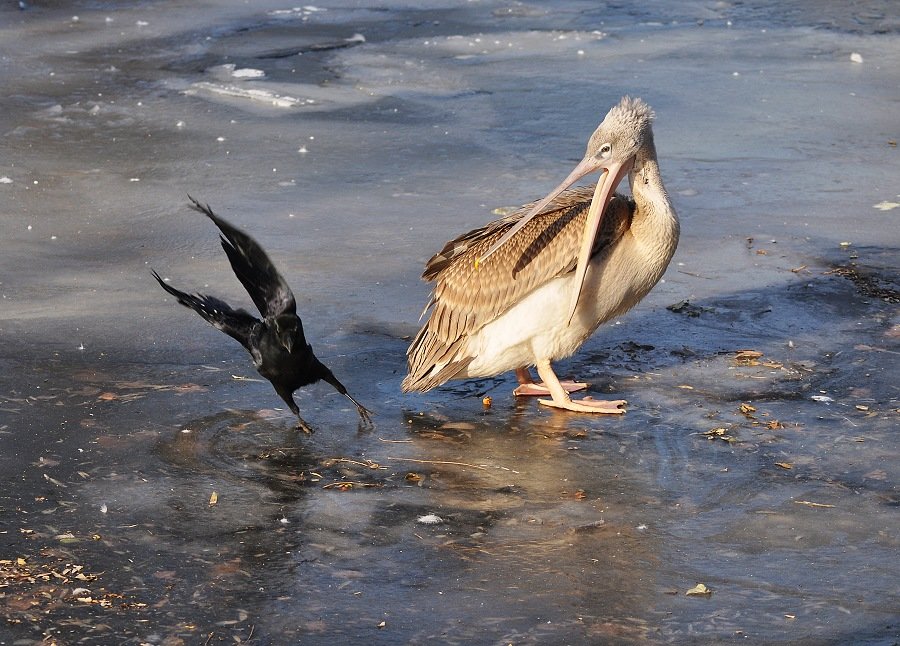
xmin=152 ymin=196 xmax=372 ymax=430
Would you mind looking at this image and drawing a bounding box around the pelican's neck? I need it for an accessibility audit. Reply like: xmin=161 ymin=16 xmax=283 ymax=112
xmin=621 ymin=133 xmax=680 ymax=280
xmin=630 ymin=134 xmax=679 ymax=244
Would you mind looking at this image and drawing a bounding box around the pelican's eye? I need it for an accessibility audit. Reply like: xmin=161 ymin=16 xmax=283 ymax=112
xmin=596 ymin=143 xmax=612 ymax=159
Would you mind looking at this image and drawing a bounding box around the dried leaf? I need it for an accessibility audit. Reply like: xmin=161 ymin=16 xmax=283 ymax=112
xmin=482 ymin=396 xmax=492 ymax=408
xmin=686 ymin=583 xmax=712 ymax=596
xmin=739 ymin=403 xmax=756 ymax=416
xmin=702 ymin=427 xmax=736 ymax=443
xmin=775 ymin=462 xmax=793 ymax=470
xmin=734 ymin=350 xmax=763 ymax=366
xmin=794 ymin=500 xmax=835 ymax=508
xmin=322 ymin=481 xmax=380 ymax=490
xmin=208 ymin=491 xmax=218 ymax=506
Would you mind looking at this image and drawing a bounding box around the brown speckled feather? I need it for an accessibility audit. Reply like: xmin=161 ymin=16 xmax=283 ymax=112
xmin=403 ymin=185 xmax=634 ymax=392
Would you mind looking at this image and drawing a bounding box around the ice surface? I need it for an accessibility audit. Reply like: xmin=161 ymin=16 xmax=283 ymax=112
xmin=0 ymin=1 xmax=897 ymax=644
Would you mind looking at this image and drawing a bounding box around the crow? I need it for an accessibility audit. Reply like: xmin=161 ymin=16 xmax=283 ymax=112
xmin=152 ymin=196 xmax=372 ymax=431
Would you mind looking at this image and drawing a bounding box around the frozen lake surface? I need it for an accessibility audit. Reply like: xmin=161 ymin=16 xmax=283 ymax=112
xmin=0 ymin=1 xmax=898 ymax=643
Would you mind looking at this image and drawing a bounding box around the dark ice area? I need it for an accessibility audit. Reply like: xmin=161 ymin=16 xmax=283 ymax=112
xmin=1 ymin=1 xmax=898 ymax=644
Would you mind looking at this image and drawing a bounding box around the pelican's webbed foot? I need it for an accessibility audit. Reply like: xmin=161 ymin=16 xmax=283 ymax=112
xmin=538 ymin=396 xmax=626 ymax=414
xmin=533 ymin=360 xmax=626 ymax=414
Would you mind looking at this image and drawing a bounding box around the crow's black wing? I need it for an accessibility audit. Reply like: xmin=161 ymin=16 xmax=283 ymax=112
xmin=188 ymin=196 xmax=297 ymax=320
xmin=152 ymin=270 xmax=258 ymax=351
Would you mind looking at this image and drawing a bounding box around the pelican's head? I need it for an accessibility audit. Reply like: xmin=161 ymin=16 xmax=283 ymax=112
xmin=584 ymin=96 xmax=654 ymax=175
xmin=476 ymin=96 xmax=656 ymax=322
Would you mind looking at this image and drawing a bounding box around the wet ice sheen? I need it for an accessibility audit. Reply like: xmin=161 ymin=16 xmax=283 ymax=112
xmin=0 ymin=0 xmax=898 ymax=644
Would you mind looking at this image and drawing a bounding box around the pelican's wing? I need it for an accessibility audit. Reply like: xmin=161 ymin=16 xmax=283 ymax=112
xmin=403 ymin=186 xmax=632 ymax=392
xmin=188 ymin=196 xmax=297 ymax=319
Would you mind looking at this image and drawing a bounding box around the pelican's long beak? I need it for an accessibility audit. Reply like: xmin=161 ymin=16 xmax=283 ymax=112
xmin=476 ymin=155 xmax=608 ymax=269
xmin=565 ymin=157 xmax=633 ymax=324
xmin=475 ymin=153 xmax=634 ymax=324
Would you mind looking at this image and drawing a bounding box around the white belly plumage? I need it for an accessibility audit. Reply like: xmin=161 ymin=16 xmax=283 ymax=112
xmin=462 ymin=276 xmax=587 ymax=376
xmin=460 ymin=236 xmax=661 ymax=378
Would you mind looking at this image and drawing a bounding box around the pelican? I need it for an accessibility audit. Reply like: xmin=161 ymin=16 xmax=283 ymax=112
xmin=402 ymin=96 xmax=679 ymax=413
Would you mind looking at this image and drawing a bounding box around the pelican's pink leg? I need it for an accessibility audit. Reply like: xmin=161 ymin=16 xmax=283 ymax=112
xmin=513 ymin=366 xmax=588 ymax=397
xmin=534 ymin=360 xmax=625 ymax=414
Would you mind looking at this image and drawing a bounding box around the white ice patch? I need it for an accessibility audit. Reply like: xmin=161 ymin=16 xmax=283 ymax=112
xmin=416 ymin=514 xmax=443 ymax=525
xmin=208 ymin=64 xmax=264 ymax=81
xmin=187 ymin=83 xmax=313 ymax=108
xmin=231 ymin=68 xmax=266 ymax=79
xmin=184 ymin=81 xmax=371 ymax=112
xmin=268 ymin=6 xmax=326 ymax=19
xmin=872 ymin=200 xmax=899 ymax=211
